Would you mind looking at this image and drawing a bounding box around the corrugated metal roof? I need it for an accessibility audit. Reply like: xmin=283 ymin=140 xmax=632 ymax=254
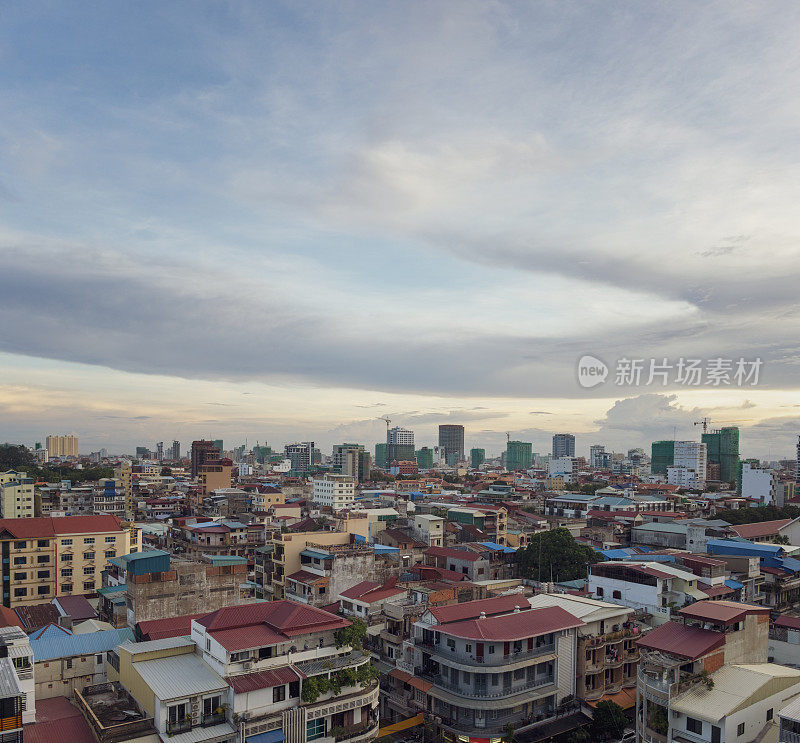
xmin=30 ymin=627 xmax=135 ymax=662
xmin=121 ymin=636 xmax=195 ymax=655
xmin=0 ymin=657 xmax=21 ymax=697
xmin=165 ymin=721 xmax=237 ymax=743
xmin=636 ymin=621 xmax=724 ymax=660
xmin=133 ymin=652 xmax=228 ymax=700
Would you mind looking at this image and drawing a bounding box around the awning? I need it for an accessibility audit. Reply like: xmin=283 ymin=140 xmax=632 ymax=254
xmin=586 ymin=687 xmax=636 ymax=710
xmin=725 ymin=579 xmax=744 ymax=590
xmin=246 ymin=730 xmax=286 ymax=743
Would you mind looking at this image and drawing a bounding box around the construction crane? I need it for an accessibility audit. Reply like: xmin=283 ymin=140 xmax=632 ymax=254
xmin=379 ymin=417 xmax=391 ymax=432
xmin=694 ymin=417 xmax=712 ymax=433
xmin=505 ymin=432 xmax=511 ymax=442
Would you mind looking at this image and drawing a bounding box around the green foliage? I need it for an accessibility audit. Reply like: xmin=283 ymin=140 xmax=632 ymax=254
xmin=592 ymin=700 xmax=626 ymax=740
xmin=648 ymin=705 xmax=669 ymax=736
xmin=0 ymin=444 xmax=113 ymax=484
xmin=710 ymin=505 xmax=800 ymax=525
xmin=329 ymin=726 xmax=348 ymax=740
xmin=301 ymin=663 xmax=379 ymax=703
xmin=335 ymin=619 xmax=368 ymax=649
xmin=774 ymin=534 xmax=790 ymax=545
xmin=517 ymin=528 xmax=604 ymax=582
xmin=501 ymin=723 xmax=516 ymax=743
xmin=301 ymin=677 xmax=320 ymax=702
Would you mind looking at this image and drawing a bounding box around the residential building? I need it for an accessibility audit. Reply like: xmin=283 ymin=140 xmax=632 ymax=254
xmin=0 ymin=626 xmax=34 ymax=724
xmin=374 ymin=444 xmax=387 ymax=470
xmin=46 ymin=434 xmax=78 ymax=458
xmin=651 ymin=440 xmax=674 ymax=475
xmin=411 ymin=514 xmax=444 ymax=547
xmin=386 ymin=428 xmax=415 ymax=465
xmin=285 ymin=542 xmax=375 ymax=608
xmin=200 ymin=459 xmax=233 ymax=498
xmin=0 ymin=471 xmax=34 ymax=519
xmin=636 ymin=601 xmax=796 ymax=743
xmin=191 ymin=439 xmax=220 ymax=478
xmin=409 ymin=596 xmax=584 ymax=741
xmin=285 ymin=442 xmax=316 ymax=472
xmin=529 ymin=593 xmax=639 ymax=709
xmin=470 ymin=448 xmax=485 ymax=469
xmin=31 ymin=623 xmax=135 ymax=700
xmin=312 ymin=473 xmax=356 ymax=509
xmin=590 ymin=445 xmax=606 ymax=469
xmin=92 ymin=478 xmax=126 ymax=518
xmin=416 ymin=448 xmax=435 ymax=471
xmin=740 ymin=461 xmax=779 ymax=504
xmin=104 ymin=549 xmax=250 ymax=627
xmin=438 ymin=425 xmax=465 ymax=466
xmin=339 ymin=580 xmax=407 ymax=620
xmin=552 ymin=434 xmax=575 ymax=459
xmin=506 ymin=441 xmax=533 ymax=471
xmin=549 ymin=457 xmax=574 ymax=483
xmin=0 ymin=651 xmax=23 ymax=743
xmin=0 ymin=515 xmax=130 ymax=609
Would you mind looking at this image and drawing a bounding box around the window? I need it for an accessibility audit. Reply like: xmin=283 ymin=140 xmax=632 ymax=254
xmin=738 ymin=723 xmax=745 ymax=736
xmin=37 ymin=585 xmax=49 ymax=595
xmin=105 ymin=536 xmax=115 ymax=543
xmin=13 ymin=588 xmax=26 ymax=597
xmin=62 ymin=553 xmax=73 ymax=562
xmin=14 ymin=541 xmax=25 ymax=549
xmin=489 ymin=645 xmax=495 ymax=654
xmin=307 ymin=718 xmax=326 ymax=741
xmin=767 ymin=709 xmax=773 ymax=722
xmin=83 ymin=538 xmax=95 ymax=545
xmin=13 ymin=572 xmax=25 ymax=581
xmin=105 ymin=550 xmax=115 ymax=558
xmin=13 ymin=557 xmax=25 ymax=565
xmin=612 ymin=590 xmax=622 ymax=599
xmin=61 ymin=539 xmax=73 ymax=546
xmin=83 ymin=581 xmax=94 ymax=591
xmin=37 ymin=555 xmax=49 ymax=564
xmin=273 ymin=685 xmax=286 ymax=702
xmin=96 ymin=655 xmax=103 ymax=664
xmin=37 ymin=539 xmax=48 ymax=547
xmin=596 ymin=587 xmax=604 ymax=597
xmin=203 ymin=695 xmax=222 ymax=717
xmin=466 ymin=644 xmax=472 ymax=653
xmin=37 ymin=570 xmax=49 ymax=579
xmin=61 ymin=568 xmax=72 ymax=577
xmin=447 ymin=638 xmax=456 ymax=651
xmin=231 ymin=651 xmax=249 ymax=662
xmin=61 ymin=584 xmax=72 ymax=593
xmin=12 ymin=656 xmax=30 ymax=671
xmin=65 ymin=659 xmax=73 ymax=670
xmin=84 ymin=552 xmax=95 ymax=560
xmin=83 ymin=566 xmax=95 ymax=575
xmin=687 ymin=717 xmax=703 ymax=734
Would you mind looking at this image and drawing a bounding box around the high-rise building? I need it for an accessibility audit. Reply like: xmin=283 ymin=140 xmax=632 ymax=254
xmin=672 ymin=441 xmax=707 ymax=485
xmin=589 ymin=444 xmax=605 ymax=468
xmin=284 ymin=442 xmax=315 ymax=472
xmin=135 ymin=446 xmax=150 ymax=460
xmin=796 ymin=436 xmax=800 ymax=484
xmin=386 ymin=427 xmax=415 ymax=464
xmin=156 ymin=441 xmax=164 ymax=461
xmin=438 ymin=424 xmax=465 ymax=465
xmin=0 ymin=471 xmax=34 ymax=519
xmin=416 ymin=447 xmax=434 ymax=470
xmin=470 ymin=448 xmax=485 ymax=469
xmin=651 ymin=440 xmax=675 ymax=474
xmin=506 ymin=440 xmax=533 ymax=471
xmin=374 ymin=443 xmax=387 ymax=469
xmin=702 ymin=427 xmax=740 ymax=484
xmin=212 ymin=439 xmax=224 ymax=455
xmin=190 ymin=440 xmax=220 ymax=478
xmin=332 ymin=444 xmax=371 ymax=482
xmin=170 ymin=440 xmax=180 ymax=460
xmin=45 ymin=434 xmax=78 ymax=458
xmin=552 ymin=433 xmax=575 ymax=458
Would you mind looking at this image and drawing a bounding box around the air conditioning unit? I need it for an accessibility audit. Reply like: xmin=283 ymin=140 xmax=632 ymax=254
xmin=243 ymin=661 xmax=252 ymax=670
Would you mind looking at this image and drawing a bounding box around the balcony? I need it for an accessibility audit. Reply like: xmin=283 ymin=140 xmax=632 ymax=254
xmin=781 ymin=730 xmax=800 ymax=743
xmin=201 ymin=712 xmax=226 ymax=727
xmin=418 ymin=639 xmax=556 ymax=667
xmin=418 ymin=669 xmax=555 ymax=700
xmin=167 ymin=719 xmax=193 ymax=735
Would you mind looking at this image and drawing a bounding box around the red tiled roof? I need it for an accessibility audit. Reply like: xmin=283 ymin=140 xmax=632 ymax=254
xmin=15 ymin=603 xmax=60 ymax=631
xmin=340 ymin=580 xmax=405 ymax=603
xmin=0 ymin=605 xmax=22 ymax=628
xmin=52 ymin=515 xmax=123 ymax=534
xmin=388 ymin=668 xmax=433 ymax=692
xmin=425 ymin=546 xmax=480 ymax=562
xmin=731 ymin=519 xmax=793 ymax=540
xmin=679 ymin=599 xmax=770 ymax=625
xmin=698 ymin=583 xmax=734 ymax=598
xmin=287 ymin=570 xmax=328 ymax=585
xmin=440 ymin=605 xmax=583 ymax=641
xmin=24 ymin=696 xmax=94 ymax=743
xmin=429 ymin=594 xmax=531 ymax=625
xmin=196 ymin=600 xmax=350 ymax=651
xmin=226 ymin=665 xmax=303 ymax=694
xmin=137 ymin=613 xmax=207 ymax=641
xmin=775 ymin=615 xmax=800 ymax=631
xmin=0 ymin=517 xmax=55 ymax=538
xmin=407 ymin=565 xmax=469 ymax=582
xmin=636 ymin=621 xmax=725 ymax=659
xmin=340 ymin=581 xmax=380 ymax=599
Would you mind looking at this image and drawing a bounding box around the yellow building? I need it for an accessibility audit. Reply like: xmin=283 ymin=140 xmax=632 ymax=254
xmin=0 ymin=515 xmax=131 ymax=608
xmin=0 ymin=470 xmax=35 ymax=519
xmin=45 ymin=434 xmax=78 ymax=458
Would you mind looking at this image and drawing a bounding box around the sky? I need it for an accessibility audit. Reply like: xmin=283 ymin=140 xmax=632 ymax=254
xmin=1 ymin=1 xmax=800 ymax=458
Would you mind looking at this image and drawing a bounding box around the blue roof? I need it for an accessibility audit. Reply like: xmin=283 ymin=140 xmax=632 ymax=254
xmin=599 ymin=548 xmax=633 ymax=559
xmin=782 ymin=557 xmax=800 ymax=573
xmin=707 ymin=539 xmax=784 ymax=555
xmin=478 ymin=542 xmax=516 ymax=554
xmin=373 ymin=545 xmax=399 ymax=554
xmin=725 ymin=579 xmax=744 ymax=590
xmin=247 ymin=731 xmax=285 ymax=743
xmin=31 ymin=627 xmax=135 ymax=662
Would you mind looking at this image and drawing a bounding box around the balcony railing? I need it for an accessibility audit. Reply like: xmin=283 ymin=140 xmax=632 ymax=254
xmin=201 ymin=712 xmax=226 ymax=727
xmin=167 ymin=719 xmax=192 ymax=735
xmin=418 ymin=669 xmax=554 ymax=699
xmin=417 ymin=638 xmax=555 ymax=666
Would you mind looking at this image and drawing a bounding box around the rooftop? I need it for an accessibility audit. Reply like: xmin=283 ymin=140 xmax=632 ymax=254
xmin=636 ymin=621 xmax=724 ymax=660
xmin=428 ymin=593 xmax=529 ymax=624
xmin=440 ymin=605 xmax=583 ymax=641
xmin=731 ymin=519 xmax=793 ymax=540
xmin=133 ymin=651 xmax=228 ymax=701
xmin=679 ymin=599 xmax=770 ymax=625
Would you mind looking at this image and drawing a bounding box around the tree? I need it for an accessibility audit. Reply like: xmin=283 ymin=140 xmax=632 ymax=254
xmin=335 ymin=618 xmax=368 ymax=650
xmin=160 ymin=466 xmax=172 ymax=476
xmin=517 ymin=528 xmax=603 ymax=583
xmin=774 ymin=534 xmax=790 ymax=545
xmin=591 ymin=700 xmax=626 ymax=741
xmin=709 ymin=505 xmax=800 ymax=526
xmin=501 ymin=723 xmax=516 ymax=743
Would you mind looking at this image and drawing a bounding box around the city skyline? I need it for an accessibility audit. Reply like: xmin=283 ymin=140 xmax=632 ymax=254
xmin=2 ymin=3 xmax=800 ymax=458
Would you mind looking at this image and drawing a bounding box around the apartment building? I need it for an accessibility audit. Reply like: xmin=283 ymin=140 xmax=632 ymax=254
xmin=411 ymin=514 xmax=444 ymax=547
xmin=636 ymin=600 xmax=795 ymax=743
xmin=285 ymin=542 xmax=375 ymax=608
xmin=0 ymin=626 xmax=34 ymax=724
xmin=0 ymin=653 xmax=23 ymax=743
xmin=0 ymin=515 xmax=130 ymax=609
xmin=92 ymin=478 xmax=126 ymax=518
xmin=312 ymin=473 xmax=356 ymax=510
xmin=529 ymin=593 xmax=640 ymax=708
xmin=46 ymin=434 xmax=78 ymax=458
xmin=409 ymin=595 xmax=583 ymax=741
xmin=0 ymin=471 xmax=34 ymax=519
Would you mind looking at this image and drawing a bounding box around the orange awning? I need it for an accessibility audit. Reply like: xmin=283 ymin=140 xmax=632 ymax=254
xmin=586 ymin=687 xmax=636 ymax=710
